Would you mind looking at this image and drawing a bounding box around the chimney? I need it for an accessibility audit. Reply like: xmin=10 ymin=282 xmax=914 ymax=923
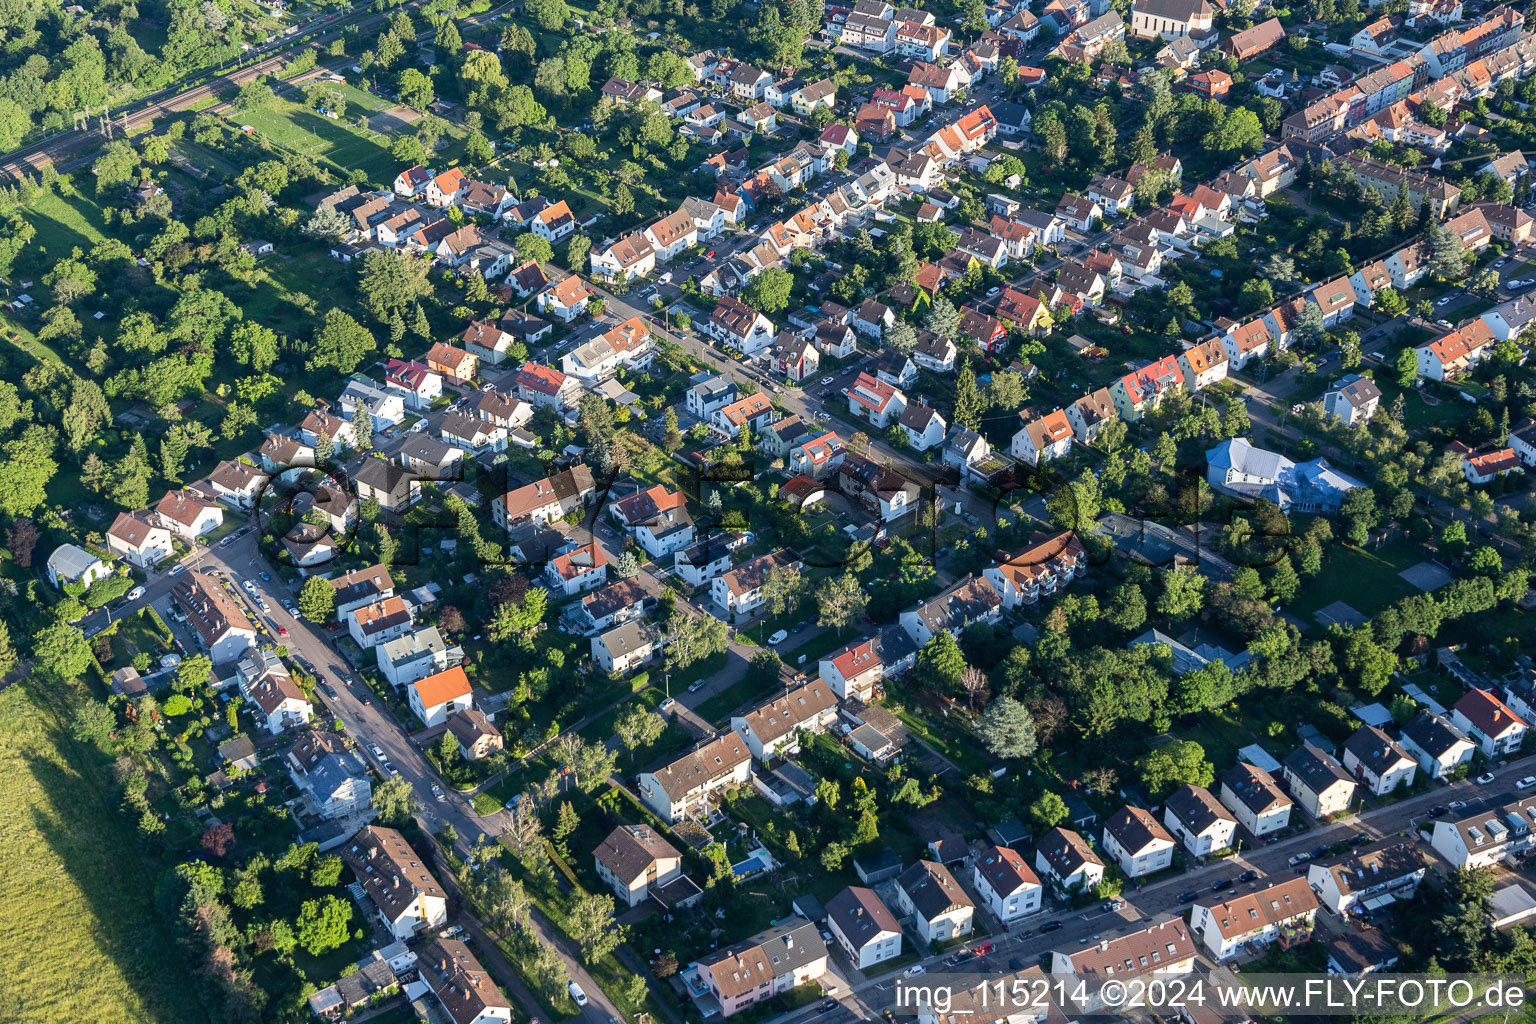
xmin=1100 ymin=940 xmax=1109 ymax=951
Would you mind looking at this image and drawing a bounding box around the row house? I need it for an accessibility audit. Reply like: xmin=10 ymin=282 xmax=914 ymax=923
xmin=1415 ymin=319 xmax=1498 ymax=381
xmin=730 ymin=680 xmax=839 ymax=761
xmin=1308 ymin=840 xmax=1430 ymax=915
xmin=1430 ymin=794 xmax=1536 ymax=869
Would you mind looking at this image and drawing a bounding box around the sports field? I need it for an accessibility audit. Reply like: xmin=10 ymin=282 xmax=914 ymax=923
xmin=239 ymin=97 xmax=398 ymax=181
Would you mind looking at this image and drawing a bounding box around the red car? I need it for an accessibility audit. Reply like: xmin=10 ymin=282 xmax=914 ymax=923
xmin=276 ymin=624 xmax=289 ymax=637
xmin=973 ymin=942 xmax=994 ymax=956
xmin=704 ymin=250 xmax=716 ymax=259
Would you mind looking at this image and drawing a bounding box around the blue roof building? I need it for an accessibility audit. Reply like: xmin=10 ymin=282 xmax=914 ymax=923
xmin=1206 ymin=437 xmax=1364 ymax=512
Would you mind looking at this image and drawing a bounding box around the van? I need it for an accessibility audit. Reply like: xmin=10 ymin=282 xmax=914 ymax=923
xmin=569 ymin=982 xmax=589 ymax=1006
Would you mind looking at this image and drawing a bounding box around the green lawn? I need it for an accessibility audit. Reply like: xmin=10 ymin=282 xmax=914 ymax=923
xmin=0 ymin=677 xmax=207 ymax=1024
xmin=16 ymin=187 xmax=111 ymax=278
xmin=1285 ymin=541 xmax=1427 ymax=625
xmin=239 ymin=99 xmax=400 ymax=183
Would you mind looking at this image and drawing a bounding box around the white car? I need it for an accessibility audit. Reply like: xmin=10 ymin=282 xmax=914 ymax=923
xmin=569 ymin=982 xmax=589 ymax=1006
xmin=1509 ymin=279 xmax=1529 ymax=289
xmin=659 ymin=697 xmax=677 ymax=711
xmin=1517 ymin=777 xmax=1536 ymax=791
xmin=820 ymin=376 xmax=834 ymax=386
xmin=903 ymin=965 xmax=927 ymax=976
xmin=1477 ymin=773 xmax=1497 ymax=785
xmin=767 ymin=629 xmax=788 ymax=645
xmin=1435 ymin=295 xmax=1454 ymax=306
xmin=126 ymin=586 xmax=145 ymax=601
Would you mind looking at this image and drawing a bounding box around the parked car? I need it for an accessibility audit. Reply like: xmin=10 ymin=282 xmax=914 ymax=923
xmin=818 ymin=1000 xmax=838 ymax=1014
xmin=1178 ymin=890 xmax=1201 ymax=903
xmin=1288 ymin=852 xmax=1312 ymax=866
xmin=903 ymin=965 xmax=926 ymax=976
xmin=1039 ymin=920 xmax=1063 ymax=934
xmin=972 ymin=942 xmax=994 ymax=956
xmin=1478 ymin=772 xmax=1497 ymax=785
xmin=1238 ymin=869 xmax=1259 ymax=883
xmin=569 ymin=983 xmax=589 ymax=1006
xmin=659 ymin=697 xmax=677 ymax=711
xmin=767 ymin=629 xmax=788 ymax=645
xmin=1517 ymin=776 xmax=1536 ymax=791
xmin=688 ymin=680 xmax=707 ymax=692
xmin=433 ymin=784 xmax=445 ymax=801
xmin=126 ymin=586 xmax=145 ymax=601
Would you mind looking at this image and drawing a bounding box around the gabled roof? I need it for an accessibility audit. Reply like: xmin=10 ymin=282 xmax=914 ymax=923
xmin=413 ymin=666 xmax=471 ymax=709
xmin=1194 ymin=876 xmax=1317 ymax=939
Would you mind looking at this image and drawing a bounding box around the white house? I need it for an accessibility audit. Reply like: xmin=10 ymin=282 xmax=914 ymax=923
xmin=1218 ymin=762 xmax=1292 ymax=837
xmin=237 ymin=649 xmax=313 ymax=735
xmin=637 ymin=732 xmax=752 ymax=822
xmin=730 ymin=680 xmax=839 ymax=761
xmin=1307 ymin=840 xmax=1429 ymax=916
xmin=1341 ymin=724 xmax=1418 ymax=797
xmin=847 ymin=372 xmax=907 ymax=429
xmin=592 ymin=621 xmax=662 ymax=676
xmin=594 ymin=824 xmax=684 ymax=907
xmin=1047 ymin=918 xmax=1197 ymax=1008
xmin=708 ymin=296 xmax=777 ymax=354
xmin=1103 ymin=806 xmax=1176 ymax=878
xmin=408 ymin=666 xmax=473 ymax=728
xmin=349 ymin=596 xmax=414 ymax=650
xmin=826 ymin=886 xmax=903 ymax=971
xmin=710 ymin=549 xmax=801 ymax=620
xmin=1162 ymin=785 xmax=1237 ymax=858
xmin=971 ymin=845 xmax=1043 ymax=924
xmin=106 ymin=512 xmax=174 ymax=569
xmin=1034 ymin=827 xmax=1104 ymax=895
xmin=46 ymin=543 xmax=112 ymax=590
xmin=1452 ymin=688 xmax=1528 ymax=757
xmin=894 ymin=860 xmax=974 ymax=943
xmin=1398 ymin=710 xmax=1476 ymax=780
xmin=1429 ymin=795 xmax=1536 ymax=869
xmin=154 ymin=490 xmax=224 ymax=540
xmin=1190 ymin=877 xmax=1318 ymax=961
xmin=1282 ymin=745 xmax=1357 ymax=820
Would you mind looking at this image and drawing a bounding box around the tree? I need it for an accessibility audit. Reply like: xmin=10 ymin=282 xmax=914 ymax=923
xmin=1158 ymin=568 xmax=1205 ymax=621
xmin=743 ymin=267 xmax=793 ymax=315
xmin=397 ymin=68 xmax=434 ymax=110
xmin=308 ymin=310 xmax=376 ymax=374
xmin=925 ymin=295 xmax=959 ymax=338
xmin=1292 ymin=302 xmax=1325 ymax=349
xmin=915 ymin=632 xmax=966 ymax=694
xmin=33 ymin=620 xmax=92 ymax=681
xmin=1137 ymin=740 xmax=1214 ymax=796
xmin=985 ymin=370 xmax=1026 ymax=412
xmin=1030 ymin=791 xmax=1069 ymax=829
xmin=526 ymin=0 xmax=570 ymax=30
xmin=373 ymin=776 xmax=418 ymax=827
xmin=953 ymin=358 xmax=982 ymax=431
xmin=298 ymin=576 xmax=337 ymax=623
xmin=358 ymin=250 xmax=432 ymax=324
xmin=1395 ymin=347 xmax=1419 ymax=387
xmin=615 ymin=704 xmax=665 ymax=751
xmin=1047 ymin=470 xmax=1102 ymax=533
xmin=295 ymin=896 xmax=353 ymax=955
xmin=1426 ymin=223 xmax=1468 ymax=279
xmin=613 ymin=550 xmax=639 ymax=579
xmin=761 ymin=564 xmax=804 ymax=620
xmin=566 ymin=234 xmax=592 ymax=273
xmin=567 ymin=893 xmax=622 ymax=963
xmin=977 ymin=696 xmax=1038 ymax=759
xmin=514 ymin=232 xmax=555 ymax=266
xmin=815 ymin=571 xmax=868 ymax=637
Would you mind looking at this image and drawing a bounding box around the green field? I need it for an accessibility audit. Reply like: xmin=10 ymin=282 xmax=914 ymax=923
xmin=238 ymin=98 xmax=399 ymax=182
xmin=1285 ymin=541 xmax=1426 ymax=625
xmin=0 ymin=678 xmax=206 ymax=1024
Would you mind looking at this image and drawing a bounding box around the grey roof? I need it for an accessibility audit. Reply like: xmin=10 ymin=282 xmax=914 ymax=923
xmin=1343 ymin=724 xmax=1415 ymax=777
xmin=896 ymin=860 xmax=973 ymax=920
xmin=1328 ymin=374 xmax=1382 ymax=409
xmin=1491 ymin=884 xmax=1536 ymax=924
xmin=1284 ymin=744 xmax=1355 ymax=794
xmin=1164 ymin=784 xmax=1235 ymax=834
xmin=1220 ymin=762 xmax=1291 ymax=816
xmin=1401 ymin=710 xmax=1472 ymax=759
xmin=1130 ymin=628 xmax=1252 ymax=675
xmin=1328 ymin=929 xmax=1399 ymax=972
xmin=47 ymin=543 xmax=104 ymax=581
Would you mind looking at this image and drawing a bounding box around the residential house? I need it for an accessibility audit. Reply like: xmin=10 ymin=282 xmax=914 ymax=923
xmin=1163 ymin=784 xmax=1237 ymax=858
xmin=1112 ymin=354 xmax=1184 ymax=421
xmin=1047 ymin=919 xmax=1197 ymax=1007
xmin=1178 ymin=338 xmax=1229 ymax=390
xmin=638 ymin=732 xmax=752 ymax=822
xmin=237 ymin=649 xmax=312 ymax=735
xmin=1103 ymin=806 xmax=1176 ymax=877
xmin=695 ymin=919 xmax=827 ymax=1018
xmin=1323 ymin=374 xmax=1382 ymax=427
xmin=972 ymin=845 xmax=1043 ymax=924
xmin=592 ymin=621 xmax=663 ymax=676
xmin=820 ymin=632 xmax=914 ymax=702
xmin=530 ymin=200 xmax=576 ymax=242
xmin=287 ymin=729 xmax=371 ymax=821
xmin=1452 ymin=688 xmax=1528 ymax=756
xmin=1430 ymin=794 xmax=1536 ymax=869
xmin=1066 ymin=388 xmax=1119 ymax=445
xmin=847 ymin=372 xmax=907 ymax=428
xmin=1399 ymin=709 xmax=1477 ymax=780
xmin=544 ymin=543 xmax=608 ymax=596
xmin=899 ymin=576 xmax=1003 ymax=646
xmin=1034 ymin=827 xmax=1105 ymax=894
xmin=537 ymin=276 xmax=592 ymax=323
xmin=385 ymin=358 xmax=444 ymax=410
xmin=894 ymin=860 xmax=974 ymax=943
xmin=408 ymin=666 xmax=473 ymax=729
xmin=493 ymin=466 xmax=597 ymax=531
xmin=1011 ymin=408 xmax=1074 ymax=465
xmin=1190 ymin=877 xmax=1318 ymax=961
xmin=341 ymin=826 xmax=448 ymax=939
xmin=205 ymin=459 xmax=268 ymax=508
xmin=711 ymin=550 xmax=803 ymax=620
xmin=982 ymin=532 xmax=1086 ymax=610
xmin=1282 ymin=745 xmax=1358 ymax=819
xmin=1464 ymin=448 xmax=1522 ymax=485
xmin=686 ymin=374 xmax=740 ymax=420
xmin=900 ymin=404 xmax=948 ymax=452
xmin=154 ymin=489 xmax=224 ymax=540
xmin=1308 ymin=840 xmax=1430 ymax=915
xmin=106 ymin=512 xmax=174 ymax=569
xmin=827 ymin=886 xmax=903 ymax=970
xmin=789 ymin=431 xmax=847 ymax=478
xmin=349 ymin=596 xmax=414 ymax=650
xmin=173 ymin=572 xmax=256 ymax=664
xmin=712 ymin=391 xmax=776 ymax=438
xmin=1342 ymin=724 xmax=1418 ymax=796
xmin=708 ymin=296 xmax=777 ymax=354
xmin=595 ymin=824 xmax=684 ymax=907
xmin=419 ymin=939 xmax=512 ymax=1024
xmin=730 ymin=680 xmax=839 ymax=761
xmin=378 ymin=628 xmax=451 ymax=689
xmin=838 ymin=454 xmax=921 ymax=522
xmin=1219 ymin=762 xmax=1293 ymax=837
